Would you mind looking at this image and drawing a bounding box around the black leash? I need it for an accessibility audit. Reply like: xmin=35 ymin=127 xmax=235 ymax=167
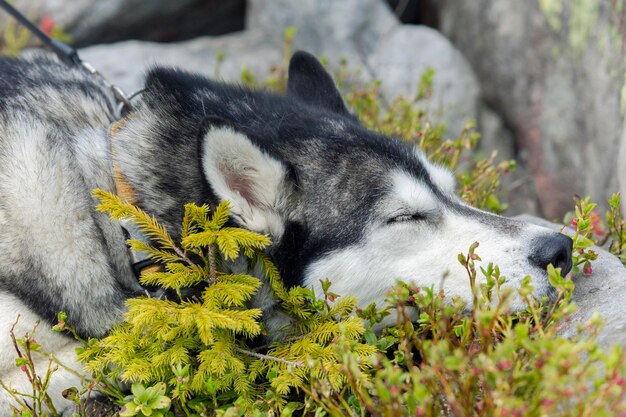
xmin=0 ymin=0 xmax=133 ymax=113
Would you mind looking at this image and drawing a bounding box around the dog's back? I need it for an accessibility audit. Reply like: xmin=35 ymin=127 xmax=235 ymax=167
xmin=0 ymin=53 xmax=140 ymax=412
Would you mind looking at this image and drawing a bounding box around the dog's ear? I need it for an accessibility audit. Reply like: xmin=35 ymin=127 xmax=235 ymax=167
xmin=200 ymin=124 xmax=288 ymax=237
xmin=287 ymin=51 xmax=350 ymax=115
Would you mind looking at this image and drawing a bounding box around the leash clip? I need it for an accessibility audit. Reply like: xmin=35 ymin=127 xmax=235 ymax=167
xmin=80 ymin=61 xmax=133 ymax=114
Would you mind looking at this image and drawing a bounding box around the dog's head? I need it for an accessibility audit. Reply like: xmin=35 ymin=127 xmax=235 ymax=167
xmin=115 ymin=51 xmax=572 ymax=320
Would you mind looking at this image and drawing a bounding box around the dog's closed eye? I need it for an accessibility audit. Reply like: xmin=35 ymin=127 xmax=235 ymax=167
xmin=387 ymin=212 xmax=427 ymax=224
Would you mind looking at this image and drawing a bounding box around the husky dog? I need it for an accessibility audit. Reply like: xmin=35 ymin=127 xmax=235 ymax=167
xmin=0 ymin=50 xmax=572 ymax=413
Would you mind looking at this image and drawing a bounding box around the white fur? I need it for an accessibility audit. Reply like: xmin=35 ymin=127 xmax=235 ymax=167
xmin=201 ymin=126 xmax=289 ymax=238
xmin=415 ymin=150 xmax=457 ymax=194
xmin=304 ymin=171 xmax=553 ymax=326
xmin=390 ymin=170 xmax=439 ymax=214
xmin=0 ymin=116 xmax=127 ymax=335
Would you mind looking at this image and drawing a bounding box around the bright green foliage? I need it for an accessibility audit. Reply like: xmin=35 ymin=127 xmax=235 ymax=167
xmin=606 ymin=193 xmax=626 ymax=264
xmin=0 ymin=320 xmax=65 ymax=417
xmin=562 ymin=193 xmax=626 ymax=268
xmin=308 ymin=246 xmax=626 ymax=417
xmin=74 ymin=191 xmax=625 ymax=417
xmin=78 ymin=191 xmax=374 ymax=415
xmin=566 ymin=196 xmax=600 ymax=274
xmin=120 ymin=383 xmax=172 ymax=417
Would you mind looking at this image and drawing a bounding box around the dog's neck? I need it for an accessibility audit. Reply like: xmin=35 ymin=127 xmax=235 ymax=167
xmin=109 ymin=118 xmax=138 ymax=205
xmin=108 ymin=117 xmax=290 ymax=337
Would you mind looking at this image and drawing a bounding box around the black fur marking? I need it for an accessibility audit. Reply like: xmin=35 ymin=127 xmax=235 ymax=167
xmin=116 ymin=57 xmax=444 ymax=288
xmin=287 ymin=51 xmax=351 ymax=116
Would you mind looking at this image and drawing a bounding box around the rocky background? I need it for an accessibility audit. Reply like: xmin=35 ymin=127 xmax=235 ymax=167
xmin=2 ymin=0 xmax=625 ymax=346
xmin=9 ymin=0 xmax=626 ymax=219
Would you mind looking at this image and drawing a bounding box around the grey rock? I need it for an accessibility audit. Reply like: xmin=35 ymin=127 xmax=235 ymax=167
xmin=479 ymin=107 xmax=516 ymax=163
xmin=618 ymin=121 xmax=626 ymax=208
xmin=516 ymin=214 xmax=626 ymax=348
xmin=367 ymin=25 xmax=480 ymax=136
xmin=1 ymin=0 xmax=244 ymax=46
xmin=436 ymin=0 xmax=624 ymax=219
xmin=247 ymin=0 xmax=398 ymax=57
xmin=79 ymin=31 xmax=284 ymax=93
xmin=480 ymin=107 xmax=541 ymax=216
xmin=248 ymin=0 xmax=481 ymax=136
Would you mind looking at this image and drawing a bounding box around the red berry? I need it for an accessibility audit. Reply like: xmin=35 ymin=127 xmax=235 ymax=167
xmin=20 ymin=365 xmax=27 ymax=372
xmin=583 ymin=264 xmax=593 ymax=275
xmin=39 ymin=16 xmax=55 ymax=36
xmin=571 ymin=218 xmax=578 ymax=226
xmin=407 ymin=295 xmax=415 ymax=303
xmin=497 ymin=360 xmax=512 ymax=371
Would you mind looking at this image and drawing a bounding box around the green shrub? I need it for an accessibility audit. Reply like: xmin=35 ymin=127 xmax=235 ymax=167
xmin=57 ymin=190 xmax=624 ymax=417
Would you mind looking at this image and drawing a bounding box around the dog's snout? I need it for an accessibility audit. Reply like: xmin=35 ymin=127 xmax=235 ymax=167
xmin=529 ymin=233 xmax=573 ymax=275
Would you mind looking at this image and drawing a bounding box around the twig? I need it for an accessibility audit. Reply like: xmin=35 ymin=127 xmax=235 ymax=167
xmin=173 ymin=244 xmax=196 ymax=267
xmin=207 ymin=243 xmax=218 ymax=284
xmin=234 ymin=347 xmax=303 ymax=367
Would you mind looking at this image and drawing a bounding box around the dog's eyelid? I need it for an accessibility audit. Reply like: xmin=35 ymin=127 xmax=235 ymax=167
xmin=386 ymin=210 xmax=428 ymax=224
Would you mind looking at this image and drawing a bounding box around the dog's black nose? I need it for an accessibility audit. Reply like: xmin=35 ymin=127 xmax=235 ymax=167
xmin=529 ymin=233 xmax=573 ymax=275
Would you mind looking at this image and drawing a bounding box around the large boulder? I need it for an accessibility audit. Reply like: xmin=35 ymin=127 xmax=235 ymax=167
xmin=0 ymin=0 xmax=244 ymax=46
xmin=367 ymin=25 xmax=480 ymax=137
xmin=247 ymin=0 xmax=397 ymax=58
xmin=79 ymin=31 xmax=284 ymax=93
xmin=247 ymin=0 xmax=480 ymax=136
xmin=436 ymin=0 xmax=624 ymax=219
